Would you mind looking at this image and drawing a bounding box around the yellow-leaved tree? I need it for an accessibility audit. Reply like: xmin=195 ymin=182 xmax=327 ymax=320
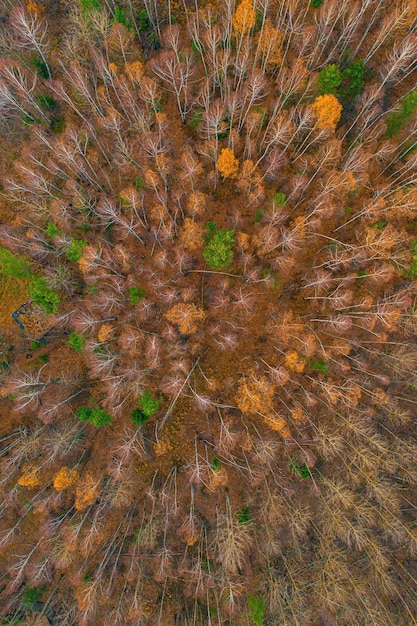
xmin=216 ymin=148 xmax=239 ymax=178
xmin=53 ymin=467 xmax=79 ymax=491
xmin=232 ymin=0 xmax=256 ymax=34
xmin=312 ymin=94 xmax=342 ymax=131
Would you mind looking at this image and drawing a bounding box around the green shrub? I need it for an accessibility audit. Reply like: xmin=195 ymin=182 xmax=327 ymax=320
xmin=309 ymin=358 xmax=328 ymax=375
xmin=131 ymin=408 xmax=149 ymax=426
xmin=340 ymin=60 xmax=365 ymax=101
xmin=317 ymin=64 xmax=341 ymax=95
xmin=45 ymin=221 xmax=61 ymax=239
xmin=50 ymin=113 xmax=66 ymax=135
xmin=247 ymin=594 xmax=266 ymax=626
xmin=0 ymin=247 xmax=31 ymax=279
xmin=385 ymin=92 xmax=417 ymax=138
xmin=203 ymin=223 xmax=235 ymax=270
xmin=31 ymin=55 xmax=49 ymax=79
xmin=68 ymin=330 xmax=86 ymax=353
xmin=79 ymin=0 xmax=102 ymax=14
xmin=404 ymin=238 xmax=417 ymax=279
xmin=254 ymin=209 xmax=264 ymax=223
xmin=134 ymin=176 xmax=145 ymax=189
xmin=311 ymin=0 xmax=323 ymax=6
xmin=65 ymin=239 xmax=87 ymax=262
xmin=139 ymin=390 xmax=159 ymax=416
xmin=129 ymin=286 xmax=145 ymax=304
xmin=75 ymin=404 xmax=112 ymax=427
xmin=137 ymin=8 xmax=152 ymax=31
xmin=28 ymin=277 xmax=60 ymax=314
xmin=38 ymin=94 xmax=57 ymax=110
xmin=289 ymin=457 xmax=310 ymax=479
xmin=273 ymin=192 xmax=286 ymax=206
xmin=113 ymin=5 xmax=134 ymax=29
xmin=237 ymin=506 xmax=252 ymax=525
xmin=211 ymin=457 xmax=222 ymax=472
xmin=21 ymin=585 xmax=46 ymax=607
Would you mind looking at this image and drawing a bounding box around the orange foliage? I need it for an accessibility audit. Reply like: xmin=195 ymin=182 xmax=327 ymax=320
xmin=216 ymin=148 xmax=239 ymax=178
xmin=179 ymin=218 xmax=204 ymax=251
xmin=18 ymin=464 xmax=41 ymax=488
xmin=232 ymin=0 xmax=256 ymax=34
xmin=98 ymin=322 xmax=115 ymax=343
xmin=53 ymin=467 xmax=79 ymax=491
xmin=75 ymin=472 xmax=99 ymax=510
xmin=291 ymin=406 xmax=307 ymax=424
xmin=284 ymin=351 xmax=306 ymax=373
xmin=235 ymin=372 xmax=275 ymax=418
xmin=124 ymin=60 xmax=144 ymax=81
xmin=27 ymin=1 xmax=44 ymax=17
xmin=187 ymin=192 xmax=206 ymax=215
xmin=257 ymin=19 xmax=283 ymax=68
xmin=312 ymin=94 xmax=342 ymax=131
xmin=165 ymin=303 xmax=206 ymax=334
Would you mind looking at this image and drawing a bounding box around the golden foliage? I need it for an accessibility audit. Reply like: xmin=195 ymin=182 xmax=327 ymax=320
xmin=291 ymin=406 xmax=307 ymax=424
xmin=53 ymin=467 xmax=79 ymax=491
xmin=257 ymin=19 xmax=283 ymax=68
xmin=179 ymin=218 xmax=204 ymax=251
xmin=263 ymin=415 xmax=291 ymax=438
xmin=98 ymin=322 xmax=115 ymax=343
xmin=284 ymin=351 xmax=306 ymax=373
xmin=153 ymin=440 xmax=172 ymax=456
xmin=232 ymin=0 xmax=256 ymax=34
xmin=165 ymin=303 xmax=206 ymax=334
xmin=75 ymin=472 xmax=99 ymax=511
xmin=312 ymin=94 xmax=342 ymax=131
xmin=18 ymin=464 xmax=41 ymax=488
xmin=216 ymin=148 xmax=239 ymax=178
xmin=235 ymin=372 xmax=275 ymax=418
xmin=27 ymin=1 xmax=44 ymax=17
xmin=124 ymin=60 xmax=144 ymax=81
xmin=108 ymin=63 xmax=119 ymax=75
xmin=187 ymin=192 xmax=206 ymax=215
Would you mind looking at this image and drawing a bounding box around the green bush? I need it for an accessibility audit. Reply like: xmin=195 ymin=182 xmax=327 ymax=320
xmin=21 ymin=585 xmax=46 ymax=607
xmin=340 ymin=60 xmax=365 ymax=101
xmin=311 ymin=0 xmax=323 ymax=6
xmin=113 ymin=5 xmax=134 ymax=30
xmin=68 ymin=330 xmax=86 ymax=353
xmin=0 ymin=247 xmax=31 ymax=279
xmin=129 ymin=286 xmax=145 ymax=305
xmin=38 ymin=94 xmax=57 ymax=110
xmin=309 ymin=358 xmax=328 ymax=375
xmin=139 ymin=390 xmax=159 ymax=416
xmin=289 ymin=458 xmax=310 ymax=479
xmin=404 ymin=238 xmax=417 ymax=279
xmin=137 ymin=8 xmax=152 ymax=31
xmin=273 ymin=192 xmax=286 ymax=206
xmin=79 ymin=0 xmax=102 ymax=14
xmin=131 ymin=408 xmax=149 ymax=426
xmin=31 ymin=55 xmax=49 ymax=79
xmin=65 ymin=239 xmax=87 ymax=262
xmin=28 ymin=277 xmax=60 ymax=314
xmin=237 ymin=506 xmax=252 ymax=525
xmin=385 ymin=92 xmax=417 ymax=138
xmin=203 ymin=223 xmax=235 ymax=270
xmin=211 ymin=457 xmax=222 ymax=471
xmin=75 ymin=404 xmax=112 ymax=427
xmin=317 ymin=64 xmax=341 ymax=95
xmin=247 ymin=594 xmax=266 ymax=626
xmin=45 ymin=221 xmax=61 ymax=239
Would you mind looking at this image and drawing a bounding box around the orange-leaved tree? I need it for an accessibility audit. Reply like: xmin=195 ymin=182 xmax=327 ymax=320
xmin=165 ymin=303 xmax=206 ymax=334
xmin=216 ymin=148 xmax=239 ymax=178
xmin=53 ymin=467 xmax=79 ymax=491
xmin=312 ymin=94 xmax=342 ymax=131
xmin=232 ymin=0 xmax=256 ymax=34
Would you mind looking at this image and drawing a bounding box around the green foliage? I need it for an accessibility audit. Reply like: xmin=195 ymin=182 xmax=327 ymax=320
xmin=45 ymin=221 xmax=61 ymax=239
xmin=28 ymin=277 xmax=60 ymax=314
xmin=0 ymin=247 xmax=31 ymax=279
xmin=385 ymin=92 xmax=417 ymax=138
xmin=247 ymin=594 xmax=266 ymax=626
xmin=38 ymin=94 xmax=57 ymax=110
xmin=309 ymin=358 xmax=328 ymax=375
xmin=113 ymin=5 xmax=134 ymax=30
xmin=317 ymin=64 xmax=341 ymax=95
xmin=311 ymin=0 xmax=323 ymax=6
xmin=21 ymin=584 xmax=46 ymax=607
xmin=203 ymin=223 xmax=235 ymax=270
xmin=137 ymin=8 xmax=152 ymax=31
xmin=65 ymin=239 xmax=87 ymax=262
xmin=289 ymin=458 xmax=310 ymax=479
xmin=254 ymin=209 xmax=264 ymax=223
xmin=129 ymin=286 xmax=145 ymax=304
xmin=211 ymin=457 xmax=222 ymax=472
xmin=134 ymin=176 xmax=144 ymax=189
xmin=273 ymin=192 xmax=286 ymax=206
xmin=139 ymin=390 xmax=159 ymax=416
xmin=190 ymin=108 xmax=203 ymax=130
xmin=340 ymin=60 xmax=365 ymax=101
xmin=68 ymin=330 xmax=86 ymax=353
xmin=31 ymin=55 xmax=49 ymax=79
xmin=151 ymin=32 xmax=161 ymax=50
xmin=404 ymin=238 xmax=417 ymax=279
xmin=131 ymin=408 xmax=149 ymax=426
xmin=50 ymin=112 xmax=66 ymax=134
xmin=237 ymin=506 xmax=252 ymax=525
xmin=75 ymin=404 xmax=112 ymax=427
xmin=79 ymin=0 xmax=101 ymax=14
